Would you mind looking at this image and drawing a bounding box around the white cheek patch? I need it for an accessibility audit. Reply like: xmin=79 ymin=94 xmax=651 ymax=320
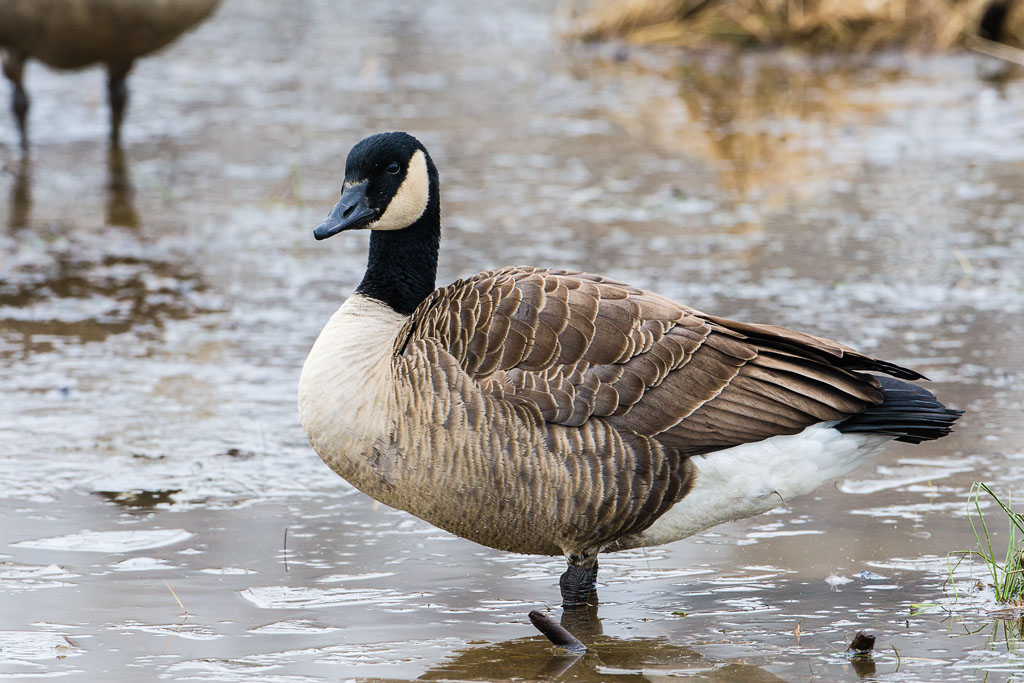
xmin=368 ymin=149 xmax=430 ymax=231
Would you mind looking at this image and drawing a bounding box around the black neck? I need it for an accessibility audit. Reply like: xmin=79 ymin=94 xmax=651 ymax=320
xmin=355 ymin=204 xmax=440 ymax=316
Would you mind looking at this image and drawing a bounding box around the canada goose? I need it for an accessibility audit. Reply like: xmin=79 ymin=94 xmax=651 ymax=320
xmin=299 ymin=132 xmax=962 ymax=610
xmin=0 ymin=0 xmax=221 ymax=147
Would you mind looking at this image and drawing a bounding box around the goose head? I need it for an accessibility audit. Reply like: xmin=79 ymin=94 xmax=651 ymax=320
xmin=314 ymin=131 xmax=438 ymax=240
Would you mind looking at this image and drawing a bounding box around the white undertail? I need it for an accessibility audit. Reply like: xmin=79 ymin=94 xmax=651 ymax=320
xmin=623 ymin=423 xmax=890 ymax=548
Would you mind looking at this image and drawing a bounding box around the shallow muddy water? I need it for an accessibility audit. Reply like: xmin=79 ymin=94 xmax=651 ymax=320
xmin=1 ymin=0 xmax=1024 ymax=680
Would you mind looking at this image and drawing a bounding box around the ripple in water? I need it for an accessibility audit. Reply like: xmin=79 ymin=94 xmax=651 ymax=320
xmin=12 ymin=529 xmax=194 ymax=553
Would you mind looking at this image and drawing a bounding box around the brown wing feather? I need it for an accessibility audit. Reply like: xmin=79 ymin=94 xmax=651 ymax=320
xmin=397 ymin=267 xmax=911 ymax=456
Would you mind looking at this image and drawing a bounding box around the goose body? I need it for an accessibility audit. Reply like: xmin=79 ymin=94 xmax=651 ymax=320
xmin=299 ymin=132 xmax=962 ymax=606
xmin=0 ymin=0 xmax=221 ymax=146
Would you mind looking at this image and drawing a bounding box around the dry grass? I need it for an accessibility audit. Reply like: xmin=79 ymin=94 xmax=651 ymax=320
xmin=565 ymin=0 xmax=1024 ymax=51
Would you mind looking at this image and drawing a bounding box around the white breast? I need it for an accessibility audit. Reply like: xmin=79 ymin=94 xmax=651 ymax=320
xmin=624 ymin=423 xmax=890 ymax=548
xmin=298 ymin=294 xmax=408 ymax=471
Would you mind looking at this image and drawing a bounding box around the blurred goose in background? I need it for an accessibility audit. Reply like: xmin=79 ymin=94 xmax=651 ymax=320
xmin=0 ymin=0 xmax=221 ymax=147
xmin=299 ymin=131 xmax=962 ymax=612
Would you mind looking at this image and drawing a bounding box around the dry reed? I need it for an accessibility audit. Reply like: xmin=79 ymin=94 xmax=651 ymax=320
xmin=565 ymin=0 xmax=1024 ymax=51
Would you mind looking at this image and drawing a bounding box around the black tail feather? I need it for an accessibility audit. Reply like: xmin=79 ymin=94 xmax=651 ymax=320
xmin=837 ymin=376 xmax=963 ymax=444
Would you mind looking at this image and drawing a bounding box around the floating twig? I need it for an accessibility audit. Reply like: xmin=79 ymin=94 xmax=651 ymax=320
xmin=162 ymin=580 xmax=191 ymax=652
xmin=283 ymin=526 xmax=289 ymax=573
xmin=164 ymin=579 xmax=187 ymax=615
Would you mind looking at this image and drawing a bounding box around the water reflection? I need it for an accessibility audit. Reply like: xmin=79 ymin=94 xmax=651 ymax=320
xmin=4 ymin=146 xmax=140 ymax=229
xmin=106 ymin=147 xmax=139 ymax=228
xmin=600 ymin=51 xmax=1024 ymax=201
xmin=423 ymin=602 xmax=784 ymax=681
xmin=673 ymin=55 xmax=900 ymax=198
xmin=0 ymin=251 xmax=208 ymax=348
xmin=420 ymin=633 xmax=785 ymax=681
xmin=7 ymin=155 xmax=29 ymax=228
xmin=94 ymin=489 xmax=181 ymax=511
xmin=849 ymin=653 xmax=877 ymax=678
xmin=956 ymin=614 xmax=1024 ymax=649
xmin=560 ymin=599 xmax=603 ymax=638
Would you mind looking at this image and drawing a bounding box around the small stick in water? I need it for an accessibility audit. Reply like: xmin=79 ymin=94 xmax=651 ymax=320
xmin=283 ymin=526 xmax=289 ymax=573
xmin=528 ymin=610 xmax=586 ymax=654
xmin=162 ymin=580 xmax=191 ymax=652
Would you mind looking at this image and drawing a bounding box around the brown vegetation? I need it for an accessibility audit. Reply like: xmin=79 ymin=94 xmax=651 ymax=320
xmin=566 ymin=0 xmax=1024 ymax=50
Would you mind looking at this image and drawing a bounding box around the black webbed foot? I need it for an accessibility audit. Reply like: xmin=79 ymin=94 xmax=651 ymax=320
xmin=559 ymin=561 xmax=598 ymax=607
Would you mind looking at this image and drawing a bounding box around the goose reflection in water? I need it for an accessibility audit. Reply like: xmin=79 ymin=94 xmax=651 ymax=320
xmin=105 ymin=147 xmax=139 ymax=228
xmin=421 ymin=607 xmax=786 ymax=682
xmin=420 ymin=601 xmax=882 ymax=680
xmin=7 ymin=155 xmax=29 ymax=229
xmin=6 ymin=146 xmax=138 ymax=229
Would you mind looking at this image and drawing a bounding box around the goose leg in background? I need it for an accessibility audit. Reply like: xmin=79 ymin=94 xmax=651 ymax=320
xmin=106 ymin=61 xmax=133 ymax=147
xmin=560 ymin=553 xmax=599 ymax=607
xmin=2 ymin=51 xmax=28 ymax=149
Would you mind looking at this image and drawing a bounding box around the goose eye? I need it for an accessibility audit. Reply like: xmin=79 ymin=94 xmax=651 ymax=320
xmin=387 ymin=162 xmax=401 ymax=175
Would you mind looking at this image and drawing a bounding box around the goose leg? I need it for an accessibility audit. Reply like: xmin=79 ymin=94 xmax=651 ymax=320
xmin=2 ymin=51 xmax=28 ymax=149
xmin=106 ymin=62 xmax=132 ymax=147
xmin=559 ymin=553 xmax=599 ymax=607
